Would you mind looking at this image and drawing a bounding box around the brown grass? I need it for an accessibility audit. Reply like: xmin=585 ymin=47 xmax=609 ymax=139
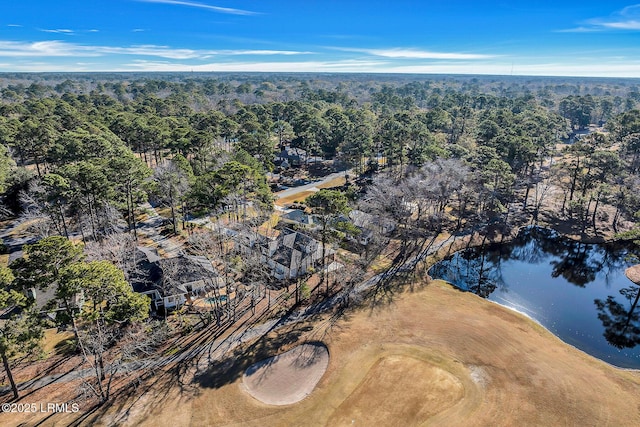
xmin=274 ymin=176 xmax=346 ymax=207
xmin=5 ymin=279 xmax=640 ymax=426
xmin=327 ymin=354 xmax=464 ymax=426
xmin=370 ymin=254 xmax=393 ymax=273
xmin=317 ymin=176 xmax=346 ymax=189
xmin=41 ymin=328 xmax=75 ymax=357
xmin=258 ymin=212 xmax=280 ymax=234
xmin=6 ymin=219 xmax=39 ymax=237
xmin=155 ymin=207 xmax=173 ymax=219
xmin=275 ymin=190 xmax=317 ymax=207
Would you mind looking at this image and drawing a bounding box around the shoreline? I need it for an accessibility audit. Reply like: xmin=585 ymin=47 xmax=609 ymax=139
xmin=425 ymin=223 xmax=640 ymax=373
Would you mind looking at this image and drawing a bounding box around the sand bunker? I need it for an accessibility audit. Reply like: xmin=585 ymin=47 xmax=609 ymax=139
xmin=626 ymin=265 xmax=640 ymax=285
xmin=242 ymin=343 xmax=329 ymax=405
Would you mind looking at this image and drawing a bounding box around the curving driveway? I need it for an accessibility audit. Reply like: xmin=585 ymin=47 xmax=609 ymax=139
xmin=275 ymin=170 xmax=350 ymax=201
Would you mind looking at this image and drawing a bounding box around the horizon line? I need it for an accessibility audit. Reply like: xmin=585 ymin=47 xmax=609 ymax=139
xmin=0 ymin=70 xmax=639 ymax=80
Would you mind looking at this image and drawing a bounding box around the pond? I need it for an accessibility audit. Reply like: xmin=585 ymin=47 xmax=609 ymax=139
xmin=429 ymin=226 xmax=640 ymax=369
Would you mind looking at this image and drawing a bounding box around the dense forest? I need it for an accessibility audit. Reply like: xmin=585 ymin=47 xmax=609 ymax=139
xmin=0 ymin=74 xmax=639 ymax=241
xmin=1 ymin=72 xmax=640 ymax=405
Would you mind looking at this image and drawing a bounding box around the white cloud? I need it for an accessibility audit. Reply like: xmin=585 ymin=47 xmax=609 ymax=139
xmin=3 ymin=56 xmax=640 ymax=77
xmin=0 ymin=61 xmax=93 ymax=72
xmin=383 ymin=61 xmax=640 ymax=78
xmin=0 ymin=41 xmax=90 ymax=57
xmin=599 ymin=20 xmax=640 ymax=30
xmin=335 ymin=47 xmax=495 ymax=60
xmin=40 ymin=29 xmax=75 ymax=35
xmin=120 ymin=59 xmax=386 ymax=72
xmin=7 ymin=24 xmax=22 ymax=28
xmin=137 ymin=0 xmax=259 ymax=16
xmin=621 ymin=4 xmax=640 ymax=16
xmin=222 ymin=50 xmax=312 ymax=56
xmin=1 ymin=38 xmax=639 ymax=77
xmin=39 ymin=28 xmax=101 ymax=35
xmin=561 ymin=4 xmax=640 ymax=32
xmin=111 ymin=58 xmax=640 ymax=78
xmin=99 ymin=46 xmax=310 ymax=59
xmin=97 ymin=45 xmax=209 ymax=59
xmin=0 ymin=40 xmax=310 ymax=60
xmin=511 ymin=62 xmax=640 ymax=77
xmin=555 ymin=26 xmax=602 ymax=33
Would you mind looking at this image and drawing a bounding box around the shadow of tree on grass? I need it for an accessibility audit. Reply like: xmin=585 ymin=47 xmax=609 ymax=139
xmin=193 ymin=323 xmax=314 ymax=390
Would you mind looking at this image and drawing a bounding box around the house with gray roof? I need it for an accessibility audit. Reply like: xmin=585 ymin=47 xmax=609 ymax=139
xmin=281 ymin=209 xmax=315 ymax=227
xmin=262 ymin=228 xmax=328 ymax=280
xmin=130 ymin=247 xmax=222 ymax=311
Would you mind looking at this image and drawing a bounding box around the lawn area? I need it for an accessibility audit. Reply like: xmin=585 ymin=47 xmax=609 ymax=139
xmin=275 ymin=190 xmax=317 ymax=207
xmin=317 ymin=176 xmax=346 ymax=189
xmin=258 ymin=212 xmax=281 ymax=234
xmin=370 ymin=254 xmax=392 ymax=273
xmin=42 ymin=328 xmax=75 ymax=357
xmin=69 ymin=279 xmax=640 ymax=427
xmin=6 ymin=218 xmax=39 ymax=237
xmin=274 ymin=175 xmax=347 ymax=207
xmin=155 ymin=206 xmax=173 ymax=219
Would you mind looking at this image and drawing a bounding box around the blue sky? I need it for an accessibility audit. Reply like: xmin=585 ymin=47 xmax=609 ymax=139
xmin=1 ymin=1 xmax=640 ymax=76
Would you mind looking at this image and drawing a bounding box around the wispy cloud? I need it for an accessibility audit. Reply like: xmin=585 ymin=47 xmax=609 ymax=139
xmin=335 ymin=47 xmax=495 ymax=60
xmin=559 ymin=4 xmax=640 ymax=32
xmin=0 ymin=41 xmax=87 ymax=57
xmin=378 ymin=61 xmax=640 ymax=78
xmin=97 ymin=45 xmax=210 ymax=59
xmin=598 ymin=20 xmax=640 ymax=30
xmin=7 ymin=24 xmax=22 ymax=28
xmin=132 ymin=28 xmax=146 ymax=32
xmin=2 ymin=54 xmax=640 ymax=77
xmin=555 ymin=26 xmax=602 ymax=33
xmin=0 ymin=61 xmax=96 ymax=72
xmin=86 ymin=58 xmax=640 ymax=77
xmin=39 ymin=29 xmax=75 ymax=35
xmin=223 ymin=49 xmax=312 ymax=56
xmin=122 ymin=59 xmax=385 ymax=72
xmin=0 ymin=40 xmax=310 ymax=60
xmin=137 ymin=0 xmax=259 ymax=16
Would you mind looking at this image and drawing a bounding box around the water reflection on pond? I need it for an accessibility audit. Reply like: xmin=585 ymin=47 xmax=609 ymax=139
xmin=429 ymin=226 xmax=640 ymax=369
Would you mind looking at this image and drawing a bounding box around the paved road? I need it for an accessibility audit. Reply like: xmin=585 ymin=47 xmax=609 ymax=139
xmin=136 ymin=203 xmax=183 ymax=257
xmin=0 ymin=219 xmax=39 ymax=255
xmin=275 ymin=170 xmax=350 ymax=200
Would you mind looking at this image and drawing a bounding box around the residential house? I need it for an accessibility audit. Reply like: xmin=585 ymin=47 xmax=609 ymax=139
xmin=0 ymin=286 xmax=85 ymax=328
xmin=348 ymin=210 xmax=395 ymax=245
xmin=281 ymin=209 xmax=315 ymax=227
xmin=262 ymin=228 xmax=329 ymax=280
xmin=229 ymin=227 xmax=328 ymax=281
xmin=275 ymin=147 xmax=307 ymax=167
xmin=5 ymin=257 xmax=84 ymax=323
xmin=130 ymin=247 xmax=222 ymax=311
